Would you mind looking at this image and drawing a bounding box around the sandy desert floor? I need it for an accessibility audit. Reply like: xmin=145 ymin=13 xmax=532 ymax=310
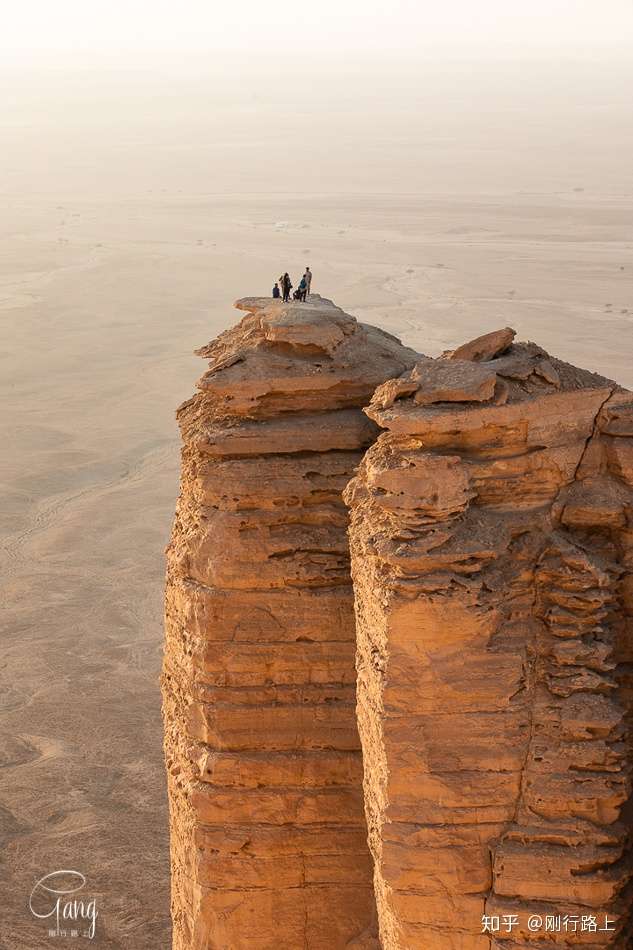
xmin=1 ymin=60 xmax=633 ymax=949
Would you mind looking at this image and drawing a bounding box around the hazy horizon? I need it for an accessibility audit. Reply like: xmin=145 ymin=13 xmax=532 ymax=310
xmin=4 ymin=53 xmax=633 ymax=200
xmin=4 ymin=0 xmax=633 ymax=63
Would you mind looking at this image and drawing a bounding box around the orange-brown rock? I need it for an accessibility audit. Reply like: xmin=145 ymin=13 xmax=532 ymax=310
xmin=345 ymin=337 xmax=633 ymax=949
xmin=447 ymin=326 xmax=516 ymax=363
xmin=162 ymin=295 xmax=418 ymax=949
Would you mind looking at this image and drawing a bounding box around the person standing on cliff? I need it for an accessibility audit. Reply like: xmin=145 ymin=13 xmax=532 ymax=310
xmin=272 ymin=282 xmax=280 ymax=299
xmin=304 ymin=266 xmax=312 ymax=296
xmin=282 ymin=272 xmax=292 ymax=302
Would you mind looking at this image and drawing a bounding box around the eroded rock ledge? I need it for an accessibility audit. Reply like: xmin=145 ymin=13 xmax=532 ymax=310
xmin=164 ymin=301 xmax=632 ymax=949
xmin=162 ymin=296 xmax=417 ymax=949
xmin=345 ymin=336 xmax=633 ymax=948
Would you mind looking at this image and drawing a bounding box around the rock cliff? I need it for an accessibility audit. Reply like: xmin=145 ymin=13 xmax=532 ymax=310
xmin=164 ymin=302 xmax=632 ymax=949
xmin=345 ymin=335 xmax=633 ymax=948
xmin=162 ymin=296 xmax=418 ymax=949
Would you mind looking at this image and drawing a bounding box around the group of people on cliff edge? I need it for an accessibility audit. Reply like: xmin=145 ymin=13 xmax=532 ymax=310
xmin=273 ymin=267 xmax=312 ymax=303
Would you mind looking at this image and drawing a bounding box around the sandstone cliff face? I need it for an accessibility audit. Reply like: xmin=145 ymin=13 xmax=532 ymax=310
xmin=162 ymin=296 xmax=418 ymax=949
xmin=345 ymin=339 xmax=633 ymax=948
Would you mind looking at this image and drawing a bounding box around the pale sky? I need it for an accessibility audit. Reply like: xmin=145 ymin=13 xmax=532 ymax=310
xmin=4 ymin=0 xmax=633 ymax=64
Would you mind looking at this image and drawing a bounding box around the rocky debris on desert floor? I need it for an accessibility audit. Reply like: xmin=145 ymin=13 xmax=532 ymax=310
xmin=345 ymin=336 xmax=633 ymax=948
xmin=162 ymin=295 xmax=418 ymax=949
xmin=164 ymin=298 xmax=632 ymax=949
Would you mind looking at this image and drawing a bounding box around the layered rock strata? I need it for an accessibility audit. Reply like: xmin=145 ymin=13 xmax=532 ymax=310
xmin=345 ymin=337 xmax=633 ymax=948
xmin=162 ymin=296 xmax=418 ymax=949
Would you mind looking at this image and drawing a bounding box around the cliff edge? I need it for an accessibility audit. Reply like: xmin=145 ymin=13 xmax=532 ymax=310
xmin=163 ymin=302 xmax=632 ymax=949
xmin=162 ymin=295 xmax=418 ymax=949
xmin=345 ymin=335 xmax=633 ymax=948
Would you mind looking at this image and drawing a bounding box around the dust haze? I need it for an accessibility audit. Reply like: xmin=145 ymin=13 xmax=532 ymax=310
xmin=1 ymin=47 xmax=633 ymax=946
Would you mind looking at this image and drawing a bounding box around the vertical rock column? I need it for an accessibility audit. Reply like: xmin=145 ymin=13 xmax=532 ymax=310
xmin=162 ymin=296 xmax=417 ymax=949
xmin=345 ymin=336 xmax=633 ymax=949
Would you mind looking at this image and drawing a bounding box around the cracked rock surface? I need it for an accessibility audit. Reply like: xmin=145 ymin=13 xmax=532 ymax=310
xmin=344 ymin=337 xmax=633 ymax=948
xmin=162 ymin=296 xmax=418 ymax=949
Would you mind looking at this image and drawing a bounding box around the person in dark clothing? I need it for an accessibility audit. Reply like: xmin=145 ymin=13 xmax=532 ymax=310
xmin=272 ymin=282 xmax=281 ymax=299
xmin=282 ymin=272 xmax=292 ymax=302
xmin=297 ymin=276 xmax=307 ymax=301
xmin=293 ymin=288 xmax=301 ymax=300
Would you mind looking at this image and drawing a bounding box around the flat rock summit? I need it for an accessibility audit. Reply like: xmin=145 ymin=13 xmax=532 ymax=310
xmin=163 ymin=296 xmax=633 ymax=948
